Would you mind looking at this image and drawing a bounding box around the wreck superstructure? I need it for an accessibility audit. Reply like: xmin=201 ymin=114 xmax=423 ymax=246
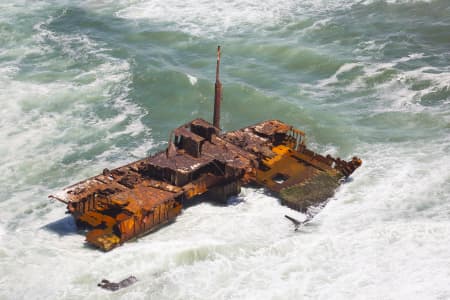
xmin=50 ymin=47 xmax=361 ymax=251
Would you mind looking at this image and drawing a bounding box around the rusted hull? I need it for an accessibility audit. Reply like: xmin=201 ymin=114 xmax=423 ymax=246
xmin=50 ymin=118 xmax=361 ymax=251
xmin=50 ymin=46 xmax=361 ymax=251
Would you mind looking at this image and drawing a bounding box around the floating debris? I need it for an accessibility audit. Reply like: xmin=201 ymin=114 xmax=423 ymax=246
xmin=98 ymin=276 xmax=138 ymax=291
xmin=285 ymin=214 xmax=313 ymax=231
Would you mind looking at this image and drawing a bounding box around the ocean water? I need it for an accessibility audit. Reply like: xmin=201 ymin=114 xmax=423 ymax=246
xmin=0 ymin=0 xmax=449 ymax=299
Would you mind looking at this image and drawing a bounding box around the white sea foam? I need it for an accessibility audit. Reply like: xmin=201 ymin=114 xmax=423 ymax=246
xmin=0 ymin=12 xmax=152 ymax=206
xmin=361 ymin=0 xmax=434 ymax=4
xmin=116 ymin=0 xmax=300 ymax=36
xmin=0 ymin=224 xmax=4 ymax=243
xmin=317 ymin=62 xmax=363 ymax=87
xmin=186 ymin=73 xmax=198 ymax=86
xmin=313 ymin=52 xmax=450 ymax=115
xmin=0 ymin=10 xmax=156 ymax=297
xmin=4 ymin=133 xmax=448 ymax=299
xmin=369 ymin=65 xmax=450 ymax=114
xmin=114 ymin=0 xmax=429 ymax=37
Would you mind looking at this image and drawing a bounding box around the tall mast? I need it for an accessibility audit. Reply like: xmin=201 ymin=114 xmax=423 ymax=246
xmin=213 ymin=46 xmax=222 ymax=129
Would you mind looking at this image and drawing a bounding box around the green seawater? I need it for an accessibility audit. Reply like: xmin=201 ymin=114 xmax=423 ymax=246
xmin=0 ymin=1 xmax=449 ymax=299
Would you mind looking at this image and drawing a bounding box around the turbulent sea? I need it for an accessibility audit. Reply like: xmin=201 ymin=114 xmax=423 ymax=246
xmin=0 ymin=0 xmax=449 ymax=299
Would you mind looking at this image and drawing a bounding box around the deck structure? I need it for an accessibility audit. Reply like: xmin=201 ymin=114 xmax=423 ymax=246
xmin=50 ymin=47 xmax=361 ymax=251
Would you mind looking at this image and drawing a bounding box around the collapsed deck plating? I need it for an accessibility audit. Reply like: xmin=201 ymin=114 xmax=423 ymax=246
xmin=50 ymin=47 xmax=361 ymax=251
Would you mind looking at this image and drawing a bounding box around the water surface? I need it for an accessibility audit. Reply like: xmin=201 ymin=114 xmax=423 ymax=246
xmin=0 ymin=1 xmax=449 ymax=299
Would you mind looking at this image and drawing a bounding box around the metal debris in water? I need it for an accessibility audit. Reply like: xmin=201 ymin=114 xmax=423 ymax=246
xmin=97 ymin=276 xmax=138 ymax=291
xmin=285 ymin=214 xmax=313 ymax=231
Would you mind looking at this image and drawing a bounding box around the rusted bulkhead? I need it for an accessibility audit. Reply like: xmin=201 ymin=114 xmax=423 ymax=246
xmin=49 ymin=47 xmax=361 ymax=251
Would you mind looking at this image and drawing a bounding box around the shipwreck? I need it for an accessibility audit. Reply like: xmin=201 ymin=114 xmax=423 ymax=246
xmin=50 ymin=47 xmax=362 ymax=251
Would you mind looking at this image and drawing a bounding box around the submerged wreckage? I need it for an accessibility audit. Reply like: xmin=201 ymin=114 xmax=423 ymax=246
xmin=50 ymin=47 xmax=361 ymax=251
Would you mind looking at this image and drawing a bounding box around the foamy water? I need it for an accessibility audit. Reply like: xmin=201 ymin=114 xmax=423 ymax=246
xmin=0 ymin=0 xmax=449 ymax=299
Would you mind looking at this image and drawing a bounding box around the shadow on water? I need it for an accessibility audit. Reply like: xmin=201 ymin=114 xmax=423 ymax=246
xmin=226 ymin=195 xmax=245 ymax=206
xmin=43 ymin=215 xmax=80 ymax=236
xmin=343 ymin=177 xmax=354 ymax=183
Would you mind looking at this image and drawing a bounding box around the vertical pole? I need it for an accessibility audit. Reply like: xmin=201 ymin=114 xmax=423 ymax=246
xmin=213 ymin=46 xmax=222 ymax=129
